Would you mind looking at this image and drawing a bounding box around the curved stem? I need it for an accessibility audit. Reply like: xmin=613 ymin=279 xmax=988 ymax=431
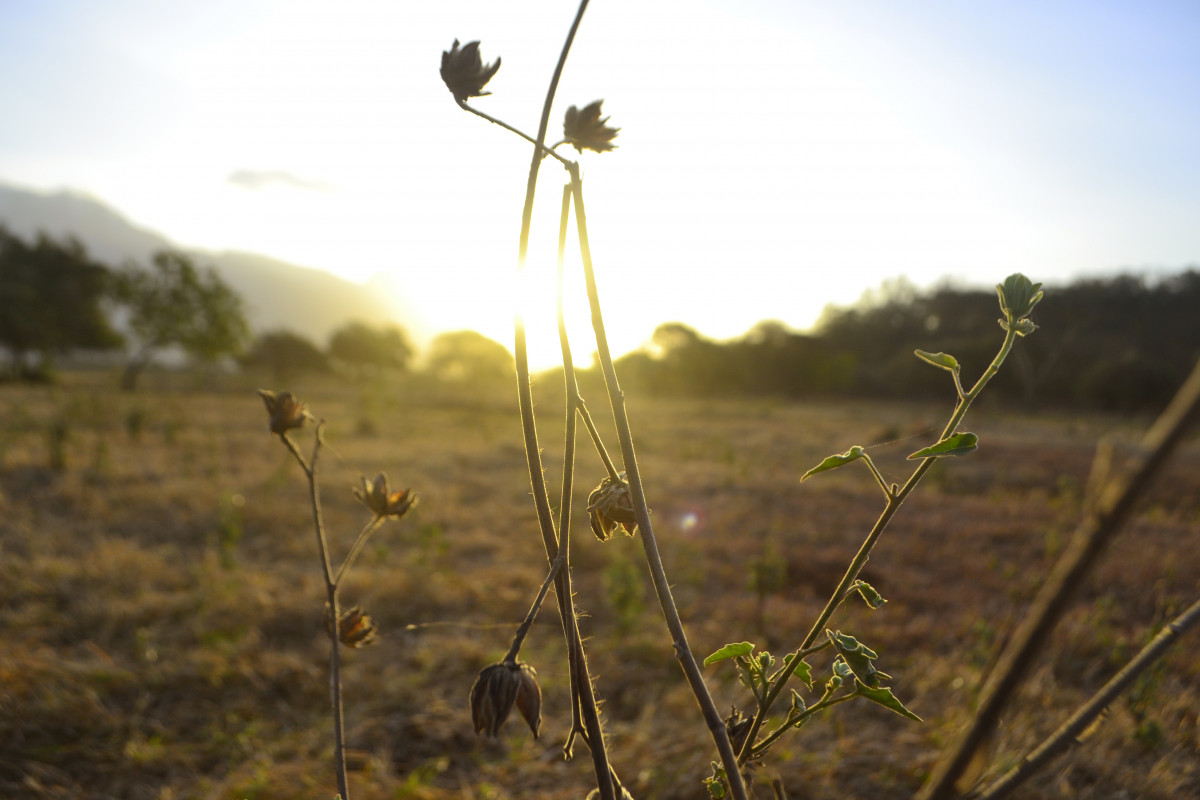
xmin=507 ymin=3 xmax=614 ymax=798
xmin=568 ymin=161 xmax=749 ymax=800
xmin=334 ymin=517 xmax=384 ymax=587
xmin=740 ymin=325 xmax=1021 ymax=763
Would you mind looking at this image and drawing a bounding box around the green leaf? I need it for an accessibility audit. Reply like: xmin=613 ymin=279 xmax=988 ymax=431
xmin=914 ymin=350 xmax=960 ymax=372
xmin=828 ymin=631 xmax=884 ymax=688
xmin=996 ymin=273 xmax=1044 ymax=320
xmin=849 ymin=580 xmax=887 ymax=610
xmin=907 ymin=432 xmax=979 ymax=460
xmin=857 ymin=683 xmax=923 ymax=722
xmin=792 ymin=658 xmax=814 ymax=689
xmin=790 ymin=689 xmax=807 ymax=715
xmin=801 ymin=446 xmax=866 ymax=482
xmin=704 ymin=641 xmax=755 ymax=666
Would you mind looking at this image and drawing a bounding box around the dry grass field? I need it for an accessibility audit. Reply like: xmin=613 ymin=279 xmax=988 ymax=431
xmin=1 ymin=370 xmax=1198 ymax=800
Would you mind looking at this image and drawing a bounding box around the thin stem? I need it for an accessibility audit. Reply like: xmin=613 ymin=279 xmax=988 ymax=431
xmin=554 ymin=181 xmax=589 ymax=753
xmin=504 ymin=557 xmax=566 ymax=664
xmin=282 ymin=425 xmax=349 ymax=800
xmin=506 ymin=4 xmax=614 ymax=798
xmin=740 ymin=324 xmax=1021 ymax=763
xmin=976 ymin=596 xmax=1200 ymax=800
xmin=568 ymin=161 xmax=749 ymax=800
xmin=577 ymin=397 xmax=622 ymax=482
xmin=752 ymin=691 xmax=860 ymax=756
xmin=334 ymin=517 xmax=384 ymax=587
xmin=919 ymin=355 xmax=1200 ymax=800
xmin=458 ymin=99 xmax=571 ymax=167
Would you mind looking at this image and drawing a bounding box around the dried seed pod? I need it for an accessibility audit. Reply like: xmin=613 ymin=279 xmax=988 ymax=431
xmin=257 ymin=390 xmax=308 ymax=435
xmin=587 ymin=472 xmax=637 ymax=541
xmin=325 ymin=604 xmax=379 ymax=648
xmin=354 ymin=473 xmax=417 ymax=519
xmin=440 ymin=39 xmax=501 ymax=102
xmin=469 ymin=661 xmax=541 ymax=739
xmin=563 ymin=100 xmax=620 ymax=153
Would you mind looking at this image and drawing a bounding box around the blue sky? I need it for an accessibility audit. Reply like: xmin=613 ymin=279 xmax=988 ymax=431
xmin=2 ymin=0 xmax=1197 ymax=365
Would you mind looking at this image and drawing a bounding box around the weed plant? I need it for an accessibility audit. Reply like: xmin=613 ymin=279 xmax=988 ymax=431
xmin=429 ymin=3 xmax=1200 ymax=800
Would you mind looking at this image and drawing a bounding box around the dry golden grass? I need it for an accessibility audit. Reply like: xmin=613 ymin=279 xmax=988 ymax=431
xmin=1 ymin=371 xmax=1197 ymax=799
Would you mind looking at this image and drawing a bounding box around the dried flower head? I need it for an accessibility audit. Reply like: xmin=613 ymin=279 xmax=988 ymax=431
xmin=354 ymin=473 xmax=417 ymax=519
xmin=325 ymin=604 xmax=379 ymax=648
xmin=469 ymin=661 xmax=541 ymax=739
xmin=587 ymin=472 xmax=638 ymax=541
xmin=257 ymin=390 xmax=308 ymax=435
xmin=563 ymin=100 xmax=619 ymax=153
xmin=441 ymin=39 xmax=501 ymax=102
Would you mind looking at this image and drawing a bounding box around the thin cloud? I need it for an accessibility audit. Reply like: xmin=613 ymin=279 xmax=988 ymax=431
xmin=227 ymin=170 xmax=331 ymax=191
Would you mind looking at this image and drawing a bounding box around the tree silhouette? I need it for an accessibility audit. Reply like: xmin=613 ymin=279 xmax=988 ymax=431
xmin=241 ymin=329 xmax=330 ymax=383
xmin=112 ymin=251 xmax=250 ymax=389
xmin=0 ymin=226 xmax=121 ymax=379
xmin=327 ymin=321 xmax=413 ymax=371
xmin=425 ymin=330 xmax=513 ymax=384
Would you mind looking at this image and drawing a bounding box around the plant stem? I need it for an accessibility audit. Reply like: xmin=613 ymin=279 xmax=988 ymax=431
xmin=740 ymin=324 xmax=1021 ymax=763
xmin=975 ymin=596 xmax=1200 ymax=800
xmin=507 ymin=3 xmax=615 ymax=798
xmin=504 ymin=557 xmax=566 ymax=663
xmin=567 ymin=161 xmax=749 ymax=800
xmin=334 ymin=517 xmax=384 ymax=587
xmin=283 ymin=426 xmax=349 ymax=800
xmin=919 ymin=355 xmax=1200 ymax=800
xmin=458 ymin=100 xmax=571 ymax=167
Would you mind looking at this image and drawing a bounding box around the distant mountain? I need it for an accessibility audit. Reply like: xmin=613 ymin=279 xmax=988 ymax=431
xmin=0 ymin=182 xmax=421 ymax=346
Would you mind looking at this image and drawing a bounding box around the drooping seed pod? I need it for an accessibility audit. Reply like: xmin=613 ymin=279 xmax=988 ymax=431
xmin=469 ymin=661 xmax=541 ymax=739
xmin=587 ymin=472 xmax=638 ymax=541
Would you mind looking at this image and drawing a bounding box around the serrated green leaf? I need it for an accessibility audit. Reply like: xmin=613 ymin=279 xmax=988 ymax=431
xmin=790 ymin=689 xmax=807 ymax=714
xmin=914 ymin=350 xmax=960 ymax=372
xmin=857 ymin=683 xmax=923 ymax=722
xmin=704 ymin=641 xmax=755 ymax=666
xmin=801 ymin=446 xmax=866 ymax=482
xmin=907 ymin=432 xmax=979 ymax=460
xmin=850 ymin=580 xmax=887 ymax=609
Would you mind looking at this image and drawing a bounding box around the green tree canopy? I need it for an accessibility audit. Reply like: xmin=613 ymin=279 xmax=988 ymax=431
xmin=425 ymin=330 xmax=513 ymax=384
xmin=0 ymin=226 xmax=122 ymax=378
xmin=112 ymin=250 xmax=250 ymax=388
xmin=240 ymin=329 xmax=329 ymax=382
xmin=327 ymin=321 xmax=413 ymax=370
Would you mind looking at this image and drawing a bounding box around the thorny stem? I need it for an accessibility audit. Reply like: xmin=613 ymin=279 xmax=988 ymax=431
xmin=975 ymin=596 xmax=1200 ymax=800
xmin=568 ymin=161 xmax=750 ymax=800
xmin=920 ymin=355 xmax=1200 ymax=800
xmin=740 ymin=323 xmax=1022 ymax=764
xmin=555 ymin=182 xmax=588 ymax=753
xmin=280 ymin=426 xmax=349 ymax=800
xmin=506 ymin=3 xmax=615 ymax=798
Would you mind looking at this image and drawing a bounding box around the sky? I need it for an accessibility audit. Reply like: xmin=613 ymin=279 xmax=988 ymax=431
xmin=2 ymin=0 xmax=1198 ymax=368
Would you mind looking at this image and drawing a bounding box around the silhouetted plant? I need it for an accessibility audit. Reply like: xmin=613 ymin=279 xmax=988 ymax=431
xmin=256 ymin=390 xmax=417 ymax=800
